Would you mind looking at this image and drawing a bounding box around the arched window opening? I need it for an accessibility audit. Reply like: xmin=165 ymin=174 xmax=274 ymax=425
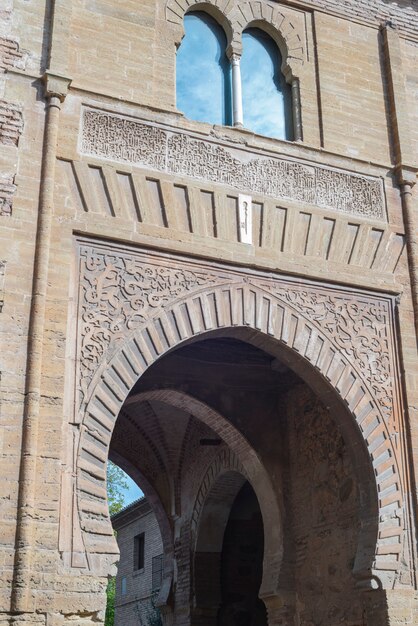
xmin=176 ymin=12 xmax=232 ymax=126
xmin=241 ymin=28 xmax=293 ymax=140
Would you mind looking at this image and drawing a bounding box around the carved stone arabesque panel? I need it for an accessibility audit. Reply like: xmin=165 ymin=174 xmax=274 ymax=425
xmin=268 ymin=285 xmax=393 ymax=420
xmin=78 ymin=243 xmax=395 ymax=424
xmin=81 ymin=108 xmax=386 ymax=220
xmin=78 ymin=245 xmax=224 ymax=404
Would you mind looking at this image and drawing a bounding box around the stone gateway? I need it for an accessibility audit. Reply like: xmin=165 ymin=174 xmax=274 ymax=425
xmin=0 ymin=0 xmax=417 ymax=625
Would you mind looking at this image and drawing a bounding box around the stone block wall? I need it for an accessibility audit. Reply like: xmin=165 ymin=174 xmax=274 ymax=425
xmin=285 ymin=385 xmax=363 ymax=625
xmin=0 ymin=0 xmax=416 ymax=624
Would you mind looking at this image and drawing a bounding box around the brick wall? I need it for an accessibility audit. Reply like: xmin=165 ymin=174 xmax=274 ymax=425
xmin=0 ymin=37 xmax=25 ymax=217
xmin=0 ymin=174 xmax=16 ymax=216
xmin=285 ymin=384 xmax=363 ymax=625
xmin=113 ymin=499 xmax=164 ymax=626
xmin=0 ymin=100 xmax=23 ymax=146
xmin=0 ymin=37 xmax=23 ymax=73
xmin=0 ymin=0 xmax=416 ymax=623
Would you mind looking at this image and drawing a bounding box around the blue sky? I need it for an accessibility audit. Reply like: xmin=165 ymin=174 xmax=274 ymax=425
xmin=120 ymin=468 xmax=143 ymax=505
xmin=176 ymin=12 xmax=232 ymax=125
xmin=241 ymin=29 xmax=291 ymax=139
xmin=176 ymin=14 xmax=291 ymax=139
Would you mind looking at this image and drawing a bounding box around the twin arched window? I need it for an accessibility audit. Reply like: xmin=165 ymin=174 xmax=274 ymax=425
xmin=176 ymin=12 xmax=293 ymax=141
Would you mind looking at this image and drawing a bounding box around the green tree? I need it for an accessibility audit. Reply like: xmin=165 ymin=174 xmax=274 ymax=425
xmin=105 ymin=461 xmax=129 ymax=626
xmin=105 ymin=576 xmax=116 ymax=626
xmin=107 ymin=460 xmax=129 ymax=516
xmin=134 ymin=592 xmax=163 ymax=626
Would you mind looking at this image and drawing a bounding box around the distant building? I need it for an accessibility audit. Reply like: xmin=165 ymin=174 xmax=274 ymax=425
xmin=112 ymin=499 xmax=163 ymax=626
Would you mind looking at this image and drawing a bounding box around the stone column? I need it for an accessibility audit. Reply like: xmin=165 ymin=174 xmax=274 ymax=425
xmin=291 ymin=78 xmax=302 ymax=141
xmin=231 ymin=53 xmax=243 ymax=128
xmin=381 ymin=23 xmax=418 ymax=333
xmin=399 ymin=175 xmax=418 ymax=335
xmin=11 ymin=71 xmax=71 ymax=613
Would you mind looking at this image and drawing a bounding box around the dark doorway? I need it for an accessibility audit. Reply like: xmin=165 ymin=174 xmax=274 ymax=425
xmin=218 ymin=482 xmax=268 ymax=626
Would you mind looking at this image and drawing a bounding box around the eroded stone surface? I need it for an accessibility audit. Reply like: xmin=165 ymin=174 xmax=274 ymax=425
xmin=0 ymin=0 xmax=417 ymax=623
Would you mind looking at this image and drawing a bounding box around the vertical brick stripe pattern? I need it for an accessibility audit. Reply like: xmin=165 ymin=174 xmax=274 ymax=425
xmin=0 ymin=175 xmax=16 ymax=216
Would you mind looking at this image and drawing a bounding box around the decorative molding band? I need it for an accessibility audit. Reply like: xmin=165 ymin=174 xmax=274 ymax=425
xmin=80 ymin=108 xmax=386 ymax=221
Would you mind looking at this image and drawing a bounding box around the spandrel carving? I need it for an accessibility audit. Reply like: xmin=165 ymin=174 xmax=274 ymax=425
xmin=78 ymin=243 xmax=395 ymax=428
xmin=81 ymin=108 xmax=386 ymax=220
xmin=267 ymin=285 xmax=393 ymax=420
xmin=78 ymin=246 xmax=221 ymax=405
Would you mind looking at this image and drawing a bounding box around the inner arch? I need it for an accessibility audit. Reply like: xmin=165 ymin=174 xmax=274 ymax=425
xmin=78 ymin=278 xmax=402 ymax=622
xmin=102 ymin=333 xmax=378 ymax=623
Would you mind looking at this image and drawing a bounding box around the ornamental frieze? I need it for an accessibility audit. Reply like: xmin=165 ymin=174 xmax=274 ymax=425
xmin=80 ymin=108 xmax=386 ymax=220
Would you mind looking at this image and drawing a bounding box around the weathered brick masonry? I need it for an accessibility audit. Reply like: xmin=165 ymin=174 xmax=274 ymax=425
xmin=0 ymin=0 xmax=417 ymax=625
xmin=0 ymin=35 xmax=24 ymax=216
xmin=112 ymin=499 xmax=164 ymax=626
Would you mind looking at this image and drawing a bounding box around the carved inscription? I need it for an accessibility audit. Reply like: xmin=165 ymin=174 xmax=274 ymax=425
xmin=81 ymin=109 xmax=385 ymax=220
xmin=82 ymin=109 xmax=166 ymax=169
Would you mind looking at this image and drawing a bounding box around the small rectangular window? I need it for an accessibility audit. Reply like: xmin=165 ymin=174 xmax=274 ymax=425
xmin=121 ymin=576 xmax=127 ymax=595
xmin=134 ymin=533 xmax=145 ymax=571
xmin=152 ymin=554 xmax=163 ymax=591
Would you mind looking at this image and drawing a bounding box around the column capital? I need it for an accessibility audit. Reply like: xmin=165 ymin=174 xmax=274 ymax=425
xmin=42 ymin=71 xmax=72 ymax=102
xmin=226 ymin=44 xmax=241 ymax=62
xmin=395 ymin=165 xmax=417 ymax=189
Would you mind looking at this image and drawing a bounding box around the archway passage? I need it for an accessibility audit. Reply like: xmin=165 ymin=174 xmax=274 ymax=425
xmin=99 ymin=335 xmax=379 ymax=625
xmin=78 ymin=243 xmax=405 ymax=596
xmin=218 ymin=482 xmax=267 ymax=626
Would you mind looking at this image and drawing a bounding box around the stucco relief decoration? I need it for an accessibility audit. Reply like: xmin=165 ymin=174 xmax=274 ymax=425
xmin=78 ymin=244 xmax=395 ymax=426
xmin=78 ymin=245 xmax=220 ymax=404
xmin=270 ymin=286 xmax=393 ymax=420
xmin=81 ymin=109 xmax=166 ymax=169
xmin=81 ymin=108 xmax=385 ymax=220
